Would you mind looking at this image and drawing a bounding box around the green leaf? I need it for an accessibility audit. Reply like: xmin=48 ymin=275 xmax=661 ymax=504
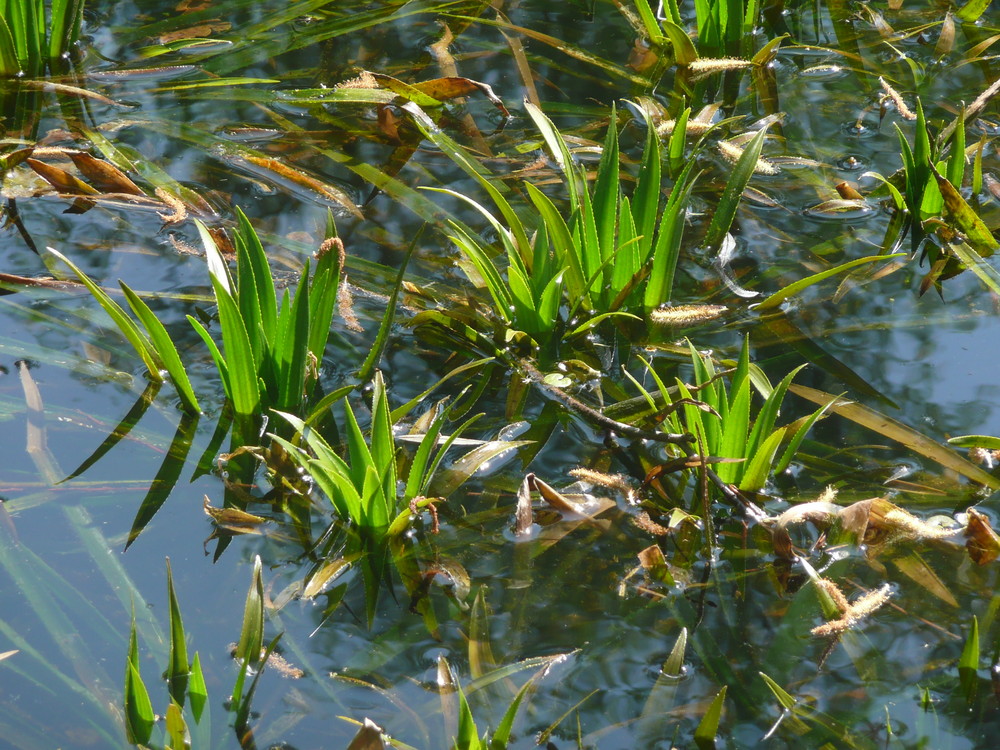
xmin=738 ymin=427 xmax=785 ymax=491
xmin=210 ymin=273 xmax=261 ymax=423
xmin=717 ymin=373 xmax=750 ymax=483
xmin=188 ymin=652 xmax=208 ymax=723
xmin=120 ymin=283 xmax=201 ymax=415
xmin=0 ymin=17 xmax=21 ymax=75
xmin=236 ymin=207 xmax=277 ymax=345
xmin=124 ymin=608 xmax=154 ymax=746
xmin=165 ymin=558 xmax=189 ymax=706
xmin=948 ymin=435 xmax=1000 ymax=450
xmin=693 ymin=685 xmax=728 ymax=748
xmin=703 ymin=127 xmax=767 ymax=252
xmin=662 ymin=20 xmax=698 ymax=65
xmin=235 ymin=555 xmax=264 ymax=674
xmin=592 ymin=105 xmax=621 ymax=274
xmin=946 ymin=108 xmax=966 ymax=190
xmin=455 ymin=677 xmax=481 ymax=750
xmin=959 ymin=615 xmax=979 ymax=671
xmin=369 ymin=371 xmax=398 ymax=519
xmin=753 ymin=254 xmax=905 ymax=312
xmin=758 ymin=671 xmax=796 ymax=711
xmin=48 ymin=247 xmax=160 ymax=379
xmin=957 ymin=0 xmax=992 ymax=22
xmin=358 ymin=228 xmax=420 ymax=381
xmin=524 ymin=101 xmax=583 ymax=208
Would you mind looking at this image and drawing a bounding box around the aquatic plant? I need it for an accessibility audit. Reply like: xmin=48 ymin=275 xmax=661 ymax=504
xmin=124 ymin=557 xmax=272 ymax=748
xmin=0 ymin=0 xmax=85 ymax=77
xmin=418 ymin=101 xmax=761 ymax=351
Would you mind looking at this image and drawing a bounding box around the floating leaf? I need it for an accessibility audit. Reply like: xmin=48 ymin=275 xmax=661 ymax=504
xmin=965 ymin=509 xmax=1000 ymax=565
xmin=790 ymin=385 xmax=1000 ymax=488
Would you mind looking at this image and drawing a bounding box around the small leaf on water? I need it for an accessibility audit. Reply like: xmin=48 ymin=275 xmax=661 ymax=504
xmin=346 ymin=718 xmax=388 ymax=750
xmin=514 ymin=474 xmax=534 ymax=536
xmin=964 ymin=509 xmax=1000 ymax=565
xmin=67 ymin=152 xmax=144 ymax=195
xmin=202 ymin=496 xmax=266 ymax=527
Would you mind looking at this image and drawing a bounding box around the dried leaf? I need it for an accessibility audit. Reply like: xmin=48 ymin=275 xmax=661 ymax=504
xmin=346 ymin=719 xmax=387 ymax=750
xmin=26 ymin=158 xmax=98 ymax=195
xmin=234 ymin=153 xmax=363 ymax=219
xmin=965 ymin=508 xmax=1000 ymax=565
xmin=411 ymin=77 xmax=510 ymax=118
xmin=528 ymin=473 xmax=587 ymax=514
xmin=67 ymin=152 xmax=143 ymax=195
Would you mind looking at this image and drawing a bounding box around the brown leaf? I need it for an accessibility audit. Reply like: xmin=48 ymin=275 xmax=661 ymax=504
xmin=514 ymin=474 xmax=533 ymax=536
xmin=26 ymin=158 xmax=98 ymax=195
xmin=965 ymin=508 xmax=1000 ymax=565
xmin=528 ymin=473 xmax=587 ymax=514
xmin=835 ymin=181 xmax=864 ymax=200
xmin=67 ymin=152 xmax=143 ymax=195
xmin=202 ymin=495 xmax=266 ymax=529
xmin=412 ymin=77 xmax=510 ymax=118
xmin=158 ymin=21 xmax=231 ymax=44
xmin=238 ymin=153 xmax=363 ymax=219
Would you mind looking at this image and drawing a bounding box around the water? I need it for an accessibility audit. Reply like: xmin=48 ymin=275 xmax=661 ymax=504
xmin=2 ymin=0 xmax=1000 ymax=747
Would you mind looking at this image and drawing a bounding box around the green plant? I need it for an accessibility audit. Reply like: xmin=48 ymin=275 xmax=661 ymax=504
xmin=635 ymin=338 xmax=831 ymax=493
xmin=190 ymin=209 xmax=342 ymax=445
xmin=51 ymin=208 xmax=343 ymax=444
xmin=417 ymin=102 xmax=721 ymax=352
xmin=124 ymin=557 xmax=270 ymax=748
xmin=271 ymin=371 xmax=531 ymax=625
xmin=0 ymin=0 xmax=85 ymax=77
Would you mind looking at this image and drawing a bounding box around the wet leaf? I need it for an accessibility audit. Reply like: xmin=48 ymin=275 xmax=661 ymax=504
xmin=965 ymin=509 xmax=1000 ymax=565
xmin=26 ymin=158 xmax=98 ymax=196
xmin=931 ymin=163 xmax=999 ymax=257
xmin=66 ymin=152 xmax=143 ymax=195
xmin=753 ymin=254 xmax=903 ymax=311
xmin=203 ymin=496 xmax=266 ymax=529
xmin=892 ymin=553 xmax=958 ymax=607
xmin=694 ymin=685 xmax=728 ymax=749
xmin=789 ymin=384 xmax=1000 ymax=488
xmin=346 ymin=719 xmax=387 ymax=750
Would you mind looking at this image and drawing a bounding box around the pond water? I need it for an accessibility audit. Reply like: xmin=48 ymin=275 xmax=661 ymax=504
xmin=2 ymin=1 xmax=1000 ymax=748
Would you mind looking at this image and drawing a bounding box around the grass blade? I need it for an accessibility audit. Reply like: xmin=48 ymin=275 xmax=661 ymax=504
xmin=703 ymin=127 xmax=767 ymax=252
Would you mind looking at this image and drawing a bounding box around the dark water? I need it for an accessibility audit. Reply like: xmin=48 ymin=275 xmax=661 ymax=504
xmin=2 ymin=1 xmax=1000 ymax=748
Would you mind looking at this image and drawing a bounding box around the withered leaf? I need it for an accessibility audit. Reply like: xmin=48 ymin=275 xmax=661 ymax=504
xmin=202 ymin=495 xmax=266 ymax=528
xmin=514 ymin=473 xmax=534 ymax=536
xmin=411 ymin=77 xmax=510 ymax=118
xmin=159 ymin=21 xmax=231 ymax=44
xmin=67 ymin=152 xmax=143 ymax=195
xmin=26 ymin=158 xmax=99 ymax=195
xmin=528 ymin=472 xmax=587 ymax=514
xmin=965 ymin=508 xmax=1000 ymax=565
xmin=236 ymin=153 xmax=363 ymax=219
